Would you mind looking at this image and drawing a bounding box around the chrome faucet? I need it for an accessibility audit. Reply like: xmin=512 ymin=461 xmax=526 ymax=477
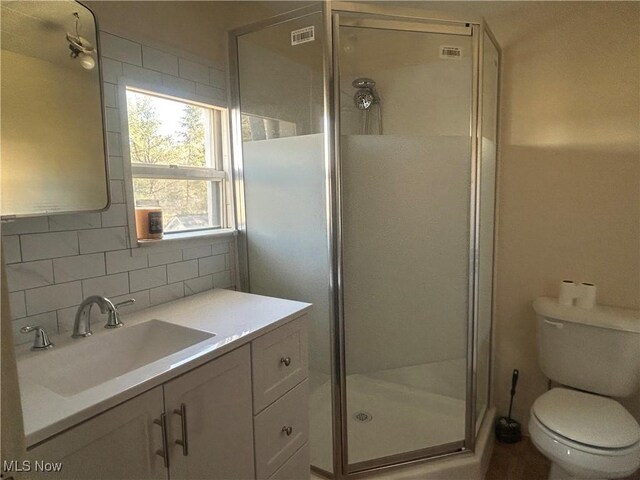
xmin=72 ymin=296 xmax=135 ymax=338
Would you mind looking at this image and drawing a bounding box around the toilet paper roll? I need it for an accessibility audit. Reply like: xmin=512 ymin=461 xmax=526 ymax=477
xmin=576 ymin=283 xmax=597 ymax=309
xmin=558 ymin=280 xmax=578 ymax=306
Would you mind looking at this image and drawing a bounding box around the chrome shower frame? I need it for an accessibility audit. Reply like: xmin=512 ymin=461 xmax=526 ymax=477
xmin=228 ymin=3 xmax=502 ymax=478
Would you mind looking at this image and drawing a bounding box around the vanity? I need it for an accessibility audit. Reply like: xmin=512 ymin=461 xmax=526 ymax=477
xmin=16 ymin=289 xmax=311 ymax=480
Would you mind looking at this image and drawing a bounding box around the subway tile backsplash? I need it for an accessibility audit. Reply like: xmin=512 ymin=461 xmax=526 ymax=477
xmin=1 ymin=31 xmax=236 ymax=346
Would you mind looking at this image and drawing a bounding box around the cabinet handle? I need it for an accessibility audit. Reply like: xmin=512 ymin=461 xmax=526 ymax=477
xmin=280 ymin=356 xmax=292 ymax=367
xmin=173 ymin=403 xmax=189 ymax=456
xmin=154 ymin=413 xmax=170 ymax=468
xmin=281 ymin=426 xmax=293 ymax=436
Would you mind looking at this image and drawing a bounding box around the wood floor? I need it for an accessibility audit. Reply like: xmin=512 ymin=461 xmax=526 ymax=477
xmin=485 ymin=437 xmax=640 ymax=480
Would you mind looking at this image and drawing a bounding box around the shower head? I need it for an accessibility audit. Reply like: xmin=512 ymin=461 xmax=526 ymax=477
xmin=352 ymin=77 xmax=380 ymax=110
xmin=354 ymin=89 xmax=375 ymax=110
xmin=352 ymin=78 xmax=376 ymax=89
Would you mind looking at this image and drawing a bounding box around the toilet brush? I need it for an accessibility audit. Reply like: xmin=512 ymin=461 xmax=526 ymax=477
xmin=495 ymin=369 xmax=522 ymax=443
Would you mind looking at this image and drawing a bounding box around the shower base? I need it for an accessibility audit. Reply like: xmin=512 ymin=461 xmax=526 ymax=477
xmin=310 ymin=358 xmax=468 ymax=472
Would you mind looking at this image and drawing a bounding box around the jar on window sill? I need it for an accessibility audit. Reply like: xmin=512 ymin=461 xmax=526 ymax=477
xmin=135 ymin=207 xmax=163 ymax=240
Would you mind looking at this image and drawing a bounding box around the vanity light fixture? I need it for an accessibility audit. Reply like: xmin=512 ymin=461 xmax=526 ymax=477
xmin=66 ymin=12 xmax=95 ymax=70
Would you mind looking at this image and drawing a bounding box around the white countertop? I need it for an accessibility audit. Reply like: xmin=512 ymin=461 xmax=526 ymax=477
xmin=16 ymin=289 xmax=311 ymax=448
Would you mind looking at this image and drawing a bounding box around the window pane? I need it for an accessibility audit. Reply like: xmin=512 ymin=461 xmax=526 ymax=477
xmin=133 ymin=178 xmax=221 ymax=232
xmin=241 ymin=114 xmax=297 ymax=142
xmin=126 ymin=90 xmax=212 ymax=168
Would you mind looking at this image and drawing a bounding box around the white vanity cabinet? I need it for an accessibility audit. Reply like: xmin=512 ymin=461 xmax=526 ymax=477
xmin=27 ymin=387 xmax=167 ymax=480
xmin=26 ymin=313 xmax=309 ymax=480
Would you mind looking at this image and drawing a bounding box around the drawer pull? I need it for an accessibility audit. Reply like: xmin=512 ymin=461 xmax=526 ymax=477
xmin=174 ymin=403 xmax=189 ymax=456
xmin=153 ymin=413 xmax=170 ymax=468
xmin=280 ymin=356 xmax=292 ymax=367
xmin=281 ymin=425 xmax=293 ymax=436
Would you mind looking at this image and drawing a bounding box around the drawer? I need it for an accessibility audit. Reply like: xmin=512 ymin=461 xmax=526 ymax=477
xmin=254 ymin=379 xmax=309 ymax=479
xmin=252 ymin=315 xmax=308 ymax=412
xmin=268 ymin=443 xmax=309 ymax=480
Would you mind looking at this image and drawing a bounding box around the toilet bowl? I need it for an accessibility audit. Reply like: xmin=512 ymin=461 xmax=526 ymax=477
xmin=530 ymin=297 xmax=640 ymax=479
xmin=529 ymin=388 xmax=640 ymax=480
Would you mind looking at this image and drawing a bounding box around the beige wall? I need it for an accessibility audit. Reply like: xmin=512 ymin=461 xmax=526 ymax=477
xmin=490 ymin=1 xmax=640 ymax=428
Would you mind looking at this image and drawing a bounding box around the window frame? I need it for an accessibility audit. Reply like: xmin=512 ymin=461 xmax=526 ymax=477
xmin=119 ymin=80 xmax=234 ymax=249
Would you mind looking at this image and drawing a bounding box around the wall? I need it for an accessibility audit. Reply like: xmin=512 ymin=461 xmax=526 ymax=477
xmin=1 ymin=29 xmax=236 ymax=346
xmin=489 ymin=2 xmax=640 ymax=427
xmin=84 ymin=1 xmax=276 ymax=68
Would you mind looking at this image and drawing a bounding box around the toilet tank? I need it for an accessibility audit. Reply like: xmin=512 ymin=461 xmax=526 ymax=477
xmin=533 ymin=297 xmax=640 ymax=397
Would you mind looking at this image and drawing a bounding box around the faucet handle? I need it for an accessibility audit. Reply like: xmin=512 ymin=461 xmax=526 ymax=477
xmin=115 ymin=298 xmax=136 ymax=309
xmin=20 ymin=325 xmax=54 ymax=351
xmin=105 ymin=298 xmax=135 ymax=329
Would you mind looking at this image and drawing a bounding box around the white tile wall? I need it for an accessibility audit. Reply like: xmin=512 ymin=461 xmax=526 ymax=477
xmin=183 ymin=244 xmax=212 ymax=260
xmin=2 ymin=216 xmax=49 ymax=235
xmin=108 ymin=156 xmax=125 ymax=180
xmin=101 ymin=33 xmax=142 ymax=66
xmin=129 ymin=265 xmax=167 ymax=291
xmin=53 ymin=253 xmax=105 ymax=283
xmin=49 ymin=213 xmax=102 ymax=231
xmin=6 ymin=261 xmax=54 ymax=292
xmin=78 ymin=227 xmax=128 ymax=254
xmin=142 ymin=46 xmax=179 ymax=76
xmin=101 ymin=204 xmax=128 ymax=228
xmin=21 ymin=232 xmax=79 ymax=261
xmin=26 ymin=282 xmax=83 ymax=316
xmin=105 ymin=249 xmax=148 ymax=274
xmin=199 ymin=255 xmax=226 ymax=275
xmin=123 ymin=63 xmax=163 ymax=84
xmin=167 ymin=260 xmax=198 ymax=283
xmin=178 ymin=58 xmax=210 ymax=84
xmin=9 ymin=292 xmax=26 ymax=319
xmin=2 ymin=235 xmax=21 ymax=264
xmin=82 ymin=272 xmax=130 ymax=298
xmin=103 ymin=83 xmax=117 ymax=108
xmin=110 ymin=181 xmax=125 ymax=204
xmin=147 ymin=249 xmax=182 ymax=267
xmin=2 ymin=32 xmax=235 ymax=345
xmin=162 ymin=74 xmax=196 ymax=94
xmin=185 ymin=275 xmax=214 ymax=296
xmin=149 ymin=282 xmax=184 ymax=305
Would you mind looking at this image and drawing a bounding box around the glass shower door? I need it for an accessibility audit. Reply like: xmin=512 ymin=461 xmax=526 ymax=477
xmin=231 ymin=9 xmax=334 ymax=475
xmin=336 ymin=14 xmax=476 ymax=470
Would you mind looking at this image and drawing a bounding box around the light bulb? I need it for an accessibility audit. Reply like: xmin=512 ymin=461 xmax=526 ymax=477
xmin=79 ymin=52 xmax=95 ymax=70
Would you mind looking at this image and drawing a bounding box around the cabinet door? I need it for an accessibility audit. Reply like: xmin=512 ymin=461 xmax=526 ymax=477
xmin=28 ymin=387 xmax=167 ymax=480
xmin=164 ymin=345 xmax=254 ymax=480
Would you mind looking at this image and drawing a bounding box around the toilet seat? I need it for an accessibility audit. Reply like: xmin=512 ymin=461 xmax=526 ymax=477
xmin=532 ymin=388 xmax=640 ymax=449
xmin=529 ymin=412 xmax=640 ymax=479
xmin=529 ymin=389 xmax=640 ymax=479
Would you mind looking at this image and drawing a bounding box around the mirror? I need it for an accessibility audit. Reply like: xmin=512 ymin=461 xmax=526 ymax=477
xmin=1 ymin=0 xmax=109 ymax=218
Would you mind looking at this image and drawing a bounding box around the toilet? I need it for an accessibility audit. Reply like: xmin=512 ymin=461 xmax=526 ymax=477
xmin=530 ymin=297 xmax=640 ymax=480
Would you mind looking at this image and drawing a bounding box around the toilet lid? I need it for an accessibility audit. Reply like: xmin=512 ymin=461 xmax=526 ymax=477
xmin=532 ymin=388 xmax=640 ymax=449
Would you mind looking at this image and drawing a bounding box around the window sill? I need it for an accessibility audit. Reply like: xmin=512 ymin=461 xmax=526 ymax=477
xmin=132 ymin=228 xmax=237 ymax=255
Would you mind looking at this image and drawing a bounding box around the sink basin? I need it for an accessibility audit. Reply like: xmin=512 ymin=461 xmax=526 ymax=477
xmin=19 ymin=320 xmax=214 ymax=397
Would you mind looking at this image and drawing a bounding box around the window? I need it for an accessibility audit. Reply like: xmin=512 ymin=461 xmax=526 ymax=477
xmin=241 ymin=113 xmax=296 ymax=142
xmin=125 ymin=88 xmax=229 ymax=235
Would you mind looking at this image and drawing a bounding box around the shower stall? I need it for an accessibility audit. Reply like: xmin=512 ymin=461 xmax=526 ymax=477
xmin=229 ymin=2 xmax=500 ymax=477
